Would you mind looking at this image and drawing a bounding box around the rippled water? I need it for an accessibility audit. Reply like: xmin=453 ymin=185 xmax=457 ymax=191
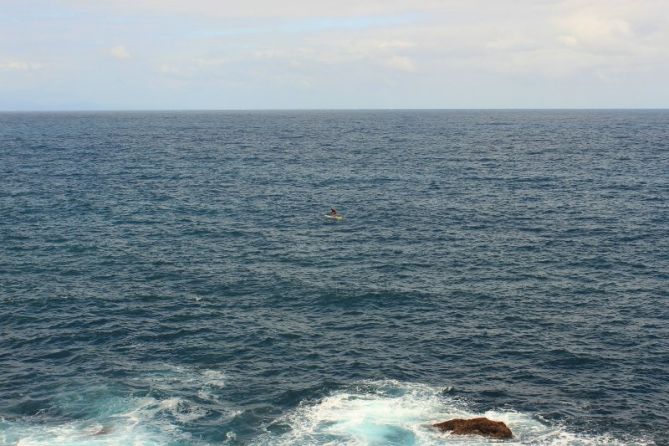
xmin=1 ymin=110 xmax=667 ymax=445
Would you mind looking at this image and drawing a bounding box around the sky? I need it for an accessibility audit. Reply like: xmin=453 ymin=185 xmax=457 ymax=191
xmin=1 ymin=0 xmax=668 ymax=110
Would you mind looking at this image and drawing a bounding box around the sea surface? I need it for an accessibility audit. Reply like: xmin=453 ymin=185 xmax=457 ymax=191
xmin=0 ymin=110 xmax=667 ymax=445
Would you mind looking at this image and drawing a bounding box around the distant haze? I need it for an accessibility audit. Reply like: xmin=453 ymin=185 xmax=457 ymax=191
xmin=2 ymin=0 xmax=668 ymax=110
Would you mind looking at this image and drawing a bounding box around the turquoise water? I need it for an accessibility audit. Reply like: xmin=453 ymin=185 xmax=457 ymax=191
xmin=1 ymin=110 xmax=667 ymax=445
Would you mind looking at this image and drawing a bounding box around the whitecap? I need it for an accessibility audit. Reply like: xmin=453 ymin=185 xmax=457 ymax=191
xmin=2 ymin=400 xmax=180 ymax=446
xmin=1 ymin=365 xmax=230 ymax=446
xmin=3 ymin=394 xmax=214 ymax=445
xmin=254 ymin=380 xmax=653 ymax=446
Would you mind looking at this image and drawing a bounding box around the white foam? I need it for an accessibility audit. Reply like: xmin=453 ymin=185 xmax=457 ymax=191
xmin=119 ymin=396 xmax=209 ymax=425
xmin=3 ymin=377 xmax=654 ymax=445
xmin=2 ymin=395 xmax=210 ymax=446
xmin=3 ymin=413 xmax=172 ymax=446
xmin=2 ymin=365 xmax=230 ymax=446
xmin=201 ymin=369 xmax=226 ymax=388
xmin=138 ymin=365 xmax=225 ymax=396
xmin=254 ymin=380 xmax=653 ymax=446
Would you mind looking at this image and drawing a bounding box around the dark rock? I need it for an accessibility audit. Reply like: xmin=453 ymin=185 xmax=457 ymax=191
xmin=433 ymin=417 xmax=512 ymax=439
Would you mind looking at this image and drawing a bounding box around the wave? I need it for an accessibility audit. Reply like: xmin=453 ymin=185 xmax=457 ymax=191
xmin=254 ymin=380 xmax=653 ymax=446
xmin=1 ymin=377 xmax=654 ymax=445
xmin=0 ymin=366 xmax=233 ymax=446
xmin=1 ymin=398 xmax=184 ymax=446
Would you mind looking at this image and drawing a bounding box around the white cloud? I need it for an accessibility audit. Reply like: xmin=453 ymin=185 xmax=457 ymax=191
xmin=3 ymin=0 xmax=669 ymax=108
xmin=555 ymin=12 xmax=632 ymax=52
xmin=110 ymin=45 xmax=131 ymax=60
xmin=59 ymin=0 xmax=446 ymax=19
xmin=158 ymin=57 xmax=228 ymax=78
xmin=383 ymin=55 xmax=416 ymax=72
xmin=0 ymin=60 xmax=43 ymax=71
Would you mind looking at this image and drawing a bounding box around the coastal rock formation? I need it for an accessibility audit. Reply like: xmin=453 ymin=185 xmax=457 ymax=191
xmin=433 ymin=417 xmax=512 ymax=438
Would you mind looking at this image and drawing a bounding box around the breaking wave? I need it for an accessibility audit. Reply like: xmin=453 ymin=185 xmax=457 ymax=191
xmin=254 ymin=380 xmax=654 ymax=446
xmin=0 ymin=366 xmax=234 ymax=446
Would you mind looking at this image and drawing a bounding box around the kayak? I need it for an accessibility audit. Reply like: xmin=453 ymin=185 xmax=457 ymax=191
xmin=325 ymin=214 xmax=343 ymax=220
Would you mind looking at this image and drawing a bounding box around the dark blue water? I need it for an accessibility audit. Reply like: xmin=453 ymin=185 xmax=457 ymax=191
xmin=1 ymin=110 xmax=667 ymax=445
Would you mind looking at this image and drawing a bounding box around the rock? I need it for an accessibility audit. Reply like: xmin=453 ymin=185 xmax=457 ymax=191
xmin=433 ymin=417 xmax=512 ymax=439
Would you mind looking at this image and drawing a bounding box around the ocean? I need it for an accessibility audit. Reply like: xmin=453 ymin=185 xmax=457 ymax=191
xmin=0 ymin=110 xmax=667 ymax=445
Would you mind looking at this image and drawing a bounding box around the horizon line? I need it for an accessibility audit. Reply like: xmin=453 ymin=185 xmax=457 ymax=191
xmin=1 ymin=107 xmax=668 ymax=113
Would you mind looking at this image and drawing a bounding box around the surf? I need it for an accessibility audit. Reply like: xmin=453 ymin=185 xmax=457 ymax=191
xmin=254 ymin=380 xmax=651 ymax=446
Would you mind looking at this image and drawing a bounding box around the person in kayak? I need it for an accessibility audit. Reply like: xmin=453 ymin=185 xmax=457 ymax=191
xmin=329 ymin=208 xmax=337 ymax=216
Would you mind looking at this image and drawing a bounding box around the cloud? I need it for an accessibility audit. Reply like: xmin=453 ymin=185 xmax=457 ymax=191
xmin=0 ymin=60 xmax=43 ymax=71
xmin=158 ymin=57 xmax=228 ymax=79
xmin=3 ymin=0 xmax=669 ymax=108
xmin=383 ymin=55 xmax=416 ymax=72
xmin=57 ymin=0 xmax=444 ymax=19
xmin=148 ymin=0 xmax=668 ymax=94
xmin=110 ymin=45 xmax=131 ymax=60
